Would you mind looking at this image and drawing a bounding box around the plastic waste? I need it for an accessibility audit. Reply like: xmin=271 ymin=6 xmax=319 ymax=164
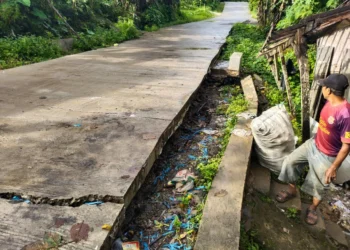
xmin=122 ymin=241 xmax=140 ymax=250
xmin=112 ymin=238 xmax=124 ymax=250
xmin=85 ymin=201 xmax=103 ymax=206
xmin=165 ymin=169 xmax=196 ymax=193
xmin=102 ymin=224 xmax=112 ymax=231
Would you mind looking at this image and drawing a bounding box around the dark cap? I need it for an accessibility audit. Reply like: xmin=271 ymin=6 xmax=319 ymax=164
xmin=318 ymin=74 xmax=349 ymax=92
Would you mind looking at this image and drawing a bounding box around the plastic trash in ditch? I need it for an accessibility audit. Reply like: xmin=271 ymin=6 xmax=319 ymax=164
xmin=164 ymin=169 xmax=196 ymax=192
xmin=122 ymin=241 xmax=140 ymax=250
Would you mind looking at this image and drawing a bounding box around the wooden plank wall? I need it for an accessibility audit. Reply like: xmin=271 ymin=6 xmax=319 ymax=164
xmin=317 ymin=27 xmax=350 ymax=75
xmin=309 ymin=47 xmax=334 ymax=119
xmin=310 ymin=27 xmax=350 ymax=122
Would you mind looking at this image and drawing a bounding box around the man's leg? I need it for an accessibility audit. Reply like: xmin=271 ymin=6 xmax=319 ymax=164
xmin=304 ymin=197 xmax=321 ymax=225
xmin=276 ymin=139 xmax=311 ymax=202
xmin=301 ymin=141 xmax=335 ymax=225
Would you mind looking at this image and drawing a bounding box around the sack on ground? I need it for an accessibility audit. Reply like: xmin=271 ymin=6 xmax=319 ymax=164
xmin=251 ymin=104 xmax=295 ymax=173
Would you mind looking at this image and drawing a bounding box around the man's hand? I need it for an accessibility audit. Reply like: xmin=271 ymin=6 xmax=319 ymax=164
xmin=325 ymin=143 xmax=350 ymax=184
xmin=325 ymin=166 xmax=337 ymax=184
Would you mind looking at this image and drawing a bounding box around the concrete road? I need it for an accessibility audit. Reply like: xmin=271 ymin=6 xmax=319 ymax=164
xmin=0 ymin=3 xmax=253 ymax=249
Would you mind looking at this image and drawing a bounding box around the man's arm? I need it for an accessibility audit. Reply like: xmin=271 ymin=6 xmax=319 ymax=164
xmin=325 ymin=143 xmax=350 ymax=184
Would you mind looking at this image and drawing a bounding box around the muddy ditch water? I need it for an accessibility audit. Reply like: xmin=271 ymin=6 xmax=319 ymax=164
xmin=117 ymin=75 xmax=240 ymax=250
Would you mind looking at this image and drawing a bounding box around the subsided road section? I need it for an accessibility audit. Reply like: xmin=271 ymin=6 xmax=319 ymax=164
xmin=0 ymin=3 xmax=254 ymax=249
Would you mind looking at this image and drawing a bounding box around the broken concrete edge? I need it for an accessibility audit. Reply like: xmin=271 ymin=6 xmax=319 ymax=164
xmin=101 ymin=206 xmax=126 ymax=249
xmin=210 ymin=53 xmax=243 ymax=78
xmin=228 ymin=52 xmax=243 ymax=75
xmin=194 ymin=75 xmax=258 ymax=250
xmin=0 ymin=198 xmax=124 ymax=250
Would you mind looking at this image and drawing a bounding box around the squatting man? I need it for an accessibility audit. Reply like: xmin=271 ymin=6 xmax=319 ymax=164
xmin=276 ymin=74 xmax=350 ymax=225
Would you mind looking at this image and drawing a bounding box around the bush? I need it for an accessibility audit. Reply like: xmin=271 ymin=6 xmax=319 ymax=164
xmin=222 ymin=23 xmax=273 ymax=83
xmin=73 ymin=19 xmax=140 ymax=51
xmin=277 ymin=0 xmax=342 ymax=29
xmin=180 ymin=6 xmax=214 ymax=22
xmin=0 ymin=35 xmax=63 ymax=69
xmin=142 ymin=1 xmax=179 ymax=27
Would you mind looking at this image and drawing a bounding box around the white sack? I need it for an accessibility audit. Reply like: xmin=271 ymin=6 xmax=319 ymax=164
xmin=251 ymin=104 xmax=295 ymax=173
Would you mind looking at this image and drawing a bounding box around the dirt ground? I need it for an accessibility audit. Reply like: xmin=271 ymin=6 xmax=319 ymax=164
xmin=241 ymin=167 xmax=350 ymax=250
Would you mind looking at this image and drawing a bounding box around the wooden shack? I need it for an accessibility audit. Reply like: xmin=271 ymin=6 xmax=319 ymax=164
xmin=259 ymin=2 xmax=350 ymax=141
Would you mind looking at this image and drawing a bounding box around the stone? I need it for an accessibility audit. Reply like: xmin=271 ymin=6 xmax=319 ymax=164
xmin=325 ymin=220 xmax=348 ymax=247
xmin=250 ymin=161 xmax=271 ymax=194
xmin=228 ymin=52 xmax=243 ymax=75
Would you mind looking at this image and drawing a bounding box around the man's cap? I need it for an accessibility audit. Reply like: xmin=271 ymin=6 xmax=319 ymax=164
xmin=318 ymin=74 xmax=349 ymax=92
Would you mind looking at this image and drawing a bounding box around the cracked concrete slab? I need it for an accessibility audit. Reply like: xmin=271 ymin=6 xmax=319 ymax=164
xmin=0 ymin=199 xmax=124 ymax=250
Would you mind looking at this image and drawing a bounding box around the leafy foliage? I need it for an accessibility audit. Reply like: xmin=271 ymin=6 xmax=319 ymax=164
xmin=248 ymin=0 xmax=259 ymax=18
xmin=240 ymin=227 xmax=264 ymax=250
xmin=221 ymin=23 xmax=306 ymax=139
xmin=180 ymin=0 xmax=221 ymax=10
xmin=0 ymin=35 xmax=62 ymax=69
xmin=0 ymin=19 xmax=139 ymax=69
xmin=73 ymin=20 xmax=140 ymax=51
xmin=222 ymin=24 xmax=274 ymax=84
xmin=286 ymin=207 xmax=298 ymax=219
xmin=198 ymin=86 xmax=248 ymax=189
xmin=142 ymin=1 xmax=179 ymax=27
xmin=0 ymin=0 xmax=133 ymax=38
xmin=277 ymin=0 xmax=342 ymax=29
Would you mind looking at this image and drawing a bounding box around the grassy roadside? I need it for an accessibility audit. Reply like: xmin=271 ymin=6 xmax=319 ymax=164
xmin=0 ymin=4 xmax=224 ymax=70
xmin=197 ymin=86 xmax=248 ymax=189
xmin=0 ymin=19 xmax=140 ymax=70
xmin=145 ymin=3 xmax=224 ymax=31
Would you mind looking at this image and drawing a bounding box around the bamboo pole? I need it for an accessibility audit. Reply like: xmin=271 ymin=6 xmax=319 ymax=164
xmin=278 ymin=47 xmax=295 ymax=117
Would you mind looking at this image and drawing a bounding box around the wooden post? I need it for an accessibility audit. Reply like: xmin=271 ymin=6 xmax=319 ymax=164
xmin=273 ymin=54 xmax=280 ymax=88
xmin=278 ymin=47 xmax=295 ymax=117
xmin=293 ymin=28 xmax=310 ymax=142
xmin=268 ymin=55 xmax=280 ymax=88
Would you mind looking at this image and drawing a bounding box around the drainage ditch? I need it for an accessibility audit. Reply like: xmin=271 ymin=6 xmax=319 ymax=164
xmin=117 ymin=74 xmax=242 ymax=249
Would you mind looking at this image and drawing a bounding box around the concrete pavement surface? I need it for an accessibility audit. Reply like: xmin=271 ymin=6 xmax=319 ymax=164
xmin=0 ymin=2 xmax=253 ymax=248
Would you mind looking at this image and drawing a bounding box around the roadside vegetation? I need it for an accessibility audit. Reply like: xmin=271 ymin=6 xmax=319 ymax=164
xmin=0 ymin=0 xmax=223 ymax=70
xmin=198 ymin=86 xmax=248 ymax=190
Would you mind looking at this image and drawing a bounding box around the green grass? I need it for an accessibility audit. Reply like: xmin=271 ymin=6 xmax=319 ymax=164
xmin=0 ymin=19 xmax=140 ymax=70
xmin=197 ymin=86 xmax=248 ymax=189
xmin=240 ymin=226 xmax=265 ymax=250
xmin=145 ymin=6 xmax=216 ymax=32
xmin=214 ymin=2 xmax=225 ymax=13
xmin=181 ymin=7 xmax=215 ymax=22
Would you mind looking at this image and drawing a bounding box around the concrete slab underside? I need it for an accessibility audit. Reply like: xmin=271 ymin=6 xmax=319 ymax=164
xmin=0 ymin=2 xmax=253 ymax=248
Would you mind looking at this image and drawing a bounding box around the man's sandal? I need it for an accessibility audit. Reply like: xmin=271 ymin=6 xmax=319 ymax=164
xmin=275 ymin=190 xmax=296 ymax=203
xmin=305 ymin=208 xmax=318 ymax=225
